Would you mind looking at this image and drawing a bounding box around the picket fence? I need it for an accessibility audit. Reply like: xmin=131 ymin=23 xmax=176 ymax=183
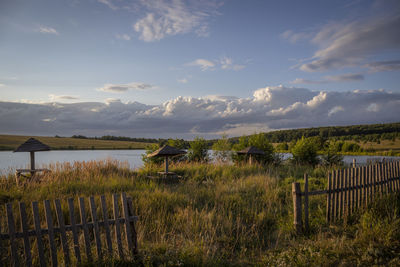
xmin=292 ymin=161 xmax=400 ymax=232
xmin=0 ymin=192 xmax=138 ymax=266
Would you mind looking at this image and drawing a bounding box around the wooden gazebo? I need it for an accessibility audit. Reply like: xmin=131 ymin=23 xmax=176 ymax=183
xmin=147 ymin=145 xmax=186 ymax=176
xmin=14 ymin=138 xmax=51 ymax=177
xmin=237 ymin=146 xmax=265 ymax=165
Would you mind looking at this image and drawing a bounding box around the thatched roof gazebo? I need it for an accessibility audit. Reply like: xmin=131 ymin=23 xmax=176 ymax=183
xmin=237 ymin=146 xmax=265 ymax=165
xmin=14 ymin=138 xmax=50 ymax=176
xmin=147 ymin=145 xmax=186 ymax=175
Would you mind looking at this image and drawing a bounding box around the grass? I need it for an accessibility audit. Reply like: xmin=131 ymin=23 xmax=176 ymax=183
xmin=0 ymin=134 xmax=151 ymax=151
xmin=0 ymin=160 xmax=399 ymax=266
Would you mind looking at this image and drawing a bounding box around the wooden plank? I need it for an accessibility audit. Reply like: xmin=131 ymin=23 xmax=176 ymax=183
xmin=344 ymin=169 xmax=349 ymax=218
xmin=333 ymin=170 xmax=338 ymax=221
xmin=326 ymin=172 xmax=332 ymax=222
xmin=292 ymin=183 xmax=302 ymax=233
xmin=121 ymin=192 xmax=135 ymax=256
xmin=383 ymin=163 xmax=389 ymax=193
xmin=339 ymin=170 xmax=344 ymax=219
xmin=347 ymin=168 xmax=351 ymax=217
xmin=54 ymin=199 xmax=71 ymax=266
xmin=113 ymin=194 xmax=124 ymax=259
xmin=366 ymin=165 xmax=370 ymax=205
xmin=44 ymin=200 xmax=58 ymax=267
xmin=127 ymin=197 xmax=138 ymax=254
xmin=363 ymin=166 xmax=367 ymax=207
xmin=19 ymin=202 xmax=32 ymax=267
xmin=350 ymin=167 xmax=355 ymax=214
xmin=6 ymin=203 xmax=19 ymax=267
xmin=304 ymin=174 xmax=309 ymax=230
xmin=68 ymin=198 xmax=81 ymax=264
xmin=79 ymin=197 xmax=92 ymax=262
xmin=100 ymin=195 xmax=113 ymax=257
xmin=32 ymin=201 xmax=46 ymax=267
xmin=89 ymin=196 xmax=103 ymax=260
xmin=396 ymin=161 xmax=400 ymax=192
xmin=355 ymin=167 xmax=359 ymax=210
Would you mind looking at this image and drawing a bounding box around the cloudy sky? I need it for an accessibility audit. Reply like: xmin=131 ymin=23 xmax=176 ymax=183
xmin=0 ymin=0 xmax=399 ymax=138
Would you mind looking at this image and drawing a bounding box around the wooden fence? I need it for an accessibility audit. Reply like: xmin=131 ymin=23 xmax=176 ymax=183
xmin=0 ymin=192 xmax=138 ymax=266
xmin=292 ymin=161 xmax=400 ymax=232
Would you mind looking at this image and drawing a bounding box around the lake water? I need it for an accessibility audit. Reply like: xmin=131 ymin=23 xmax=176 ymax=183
xmin=0 ymin=150 xmax=399 ymax=175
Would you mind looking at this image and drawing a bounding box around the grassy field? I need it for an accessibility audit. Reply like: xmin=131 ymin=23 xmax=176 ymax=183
xmin=0 ymin=135 xmax=151 ymax=151
xmin=0 ymin=160 xmax=399 ymax=266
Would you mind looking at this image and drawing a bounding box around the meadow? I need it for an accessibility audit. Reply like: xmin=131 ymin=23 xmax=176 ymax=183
xmin=0 ymin=135 xmax=150 ymax=151
xmin=1 ymin=160 xmax=399 ymax=266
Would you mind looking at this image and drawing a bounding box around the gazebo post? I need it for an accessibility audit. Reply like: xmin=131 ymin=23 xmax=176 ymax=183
xmin=249 ymin=155 xmax=252 ymax=166
xmin=165 ymin=156 xmax=169 ymax=173
xmin=30 ymin=151 xmax=35 ymax=175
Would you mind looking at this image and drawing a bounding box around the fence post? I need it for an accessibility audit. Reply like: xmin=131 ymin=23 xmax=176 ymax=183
xmin=292 ymin=182 xmax=302 ymax=233
xmin=304 ymin=174 xmax=309 ymax=231
xmin=353 ymin=158 xmax=356 ymax=168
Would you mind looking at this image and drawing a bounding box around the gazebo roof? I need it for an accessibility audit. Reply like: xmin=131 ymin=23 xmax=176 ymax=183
xmin=147 ymin=145 xmax=186 ymax=158
xmin=237 ymin=146 xmax=265 ymax=155
xmin=14 ymin=138 xmax=51 ymax=152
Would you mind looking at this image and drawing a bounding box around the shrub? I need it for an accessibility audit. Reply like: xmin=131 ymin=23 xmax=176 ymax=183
xmin=291 ymin=137 xmax=319 ymax=165
xmin=212 ymin=134 xmax=232 ymax=163
xmin=187 ymin=137 xmax=209 ymax=163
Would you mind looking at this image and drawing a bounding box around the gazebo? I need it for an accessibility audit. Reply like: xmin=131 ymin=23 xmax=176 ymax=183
xmin=237 ymin=146 xmax=265 ymax=165
xmin=147 ymin=145 xmax=186 ymax=176
xmin=14 ymin=138 xmax=51 ymax=177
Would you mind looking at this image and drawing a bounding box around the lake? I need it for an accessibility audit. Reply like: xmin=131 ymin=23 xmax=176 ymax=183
xmin=0 ymin=150 xmax=399 ymax=175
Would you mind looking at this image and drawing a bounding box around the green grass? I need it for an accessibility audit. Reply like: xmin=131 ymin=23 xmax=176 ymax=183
xmin=0 ymin=160 xmax=399 ymax=266
xmin=0 ymin=134 xmax=151 ymax=150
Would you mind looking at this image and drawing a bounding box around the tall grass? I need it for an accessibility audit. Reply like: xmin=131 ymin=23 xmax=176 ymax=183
xmin=0 ymin=160 xmax=399 ymax=266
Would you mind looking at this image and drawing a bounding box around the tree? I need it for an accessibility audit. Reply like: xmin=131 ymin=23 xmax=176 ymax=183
xmin=276 ymin=142 xmax=289 ymax=151
xmin=291 ymin=137 xmax=319 ymax=165
xmin=187 ymin=137 xmax=209 ymax=163
xmin=212 ymin=134 xmax=232 ymax=163
xmin=321 ymin=141 xmax=343 ymax=166
xmin=232 ymin=133 xmax=275 ymax=164
xmin=142 ymin=143 xmax=164 ymax=166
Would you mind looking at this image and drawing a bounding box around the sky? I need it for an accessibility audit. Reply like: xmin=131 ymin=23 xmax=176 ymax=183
xmin=0 ymin=0 xmax=399 ymax=139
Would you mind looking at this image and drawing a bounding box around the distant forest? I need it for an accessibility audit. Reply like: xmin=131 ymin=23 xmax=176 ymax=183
xmin=67 ymin=122 xmax=400 ymax=147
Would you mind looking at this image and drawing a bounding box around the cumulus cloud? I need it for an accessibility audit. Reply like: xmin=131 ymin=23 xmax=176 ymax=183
xmin=133 ymin=0 xmax=221 ymax=42
xmin=1 ymin=85 xmax=399 ymax=138
xmin=37 ymin=26 xmax=59 ymax=35
xmin=97 ymin=82 xmax=153 ymax=93
xmin=219 ymin=57 xmax=245 ymax=71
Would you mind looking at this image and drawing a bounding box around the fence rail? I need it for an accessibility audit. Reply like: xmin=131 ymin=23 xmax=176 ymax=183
xmin=0 ymin=192 xmax=138 ymax=266
xmin=293 ymin=161 xmax=400 ymax=232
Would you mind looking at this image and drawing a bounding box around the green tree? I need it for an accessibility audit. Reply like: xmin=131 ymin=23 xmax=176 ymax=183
xmin=142 ymin=143 xmax=164 ymax=166
xmin=212 ymin=134 xmax=232 ymax=163
xmin=276 ymin=142 xmax=289 ymax=151
xmin=232 ymin=133 xmax=275 ymax=164
xmin=291 ymin=137 xmax=319 ymax=165
xmin=187 ymin=137 xmax=209 ymax=163
xmin=321 ymin=141 xmax=343 ymax=166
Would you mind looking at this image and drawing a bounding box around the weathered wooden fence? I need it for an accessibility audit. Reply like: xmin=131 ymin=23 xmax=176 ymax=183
xmin=292 ymin=160 xmax=400 ymax=232
xmin=0 ymin=192 xmax=138 ymax=266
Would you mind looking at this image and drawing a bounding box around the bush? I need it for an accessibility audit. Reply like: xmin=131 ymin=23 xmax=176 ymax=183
xmin=232 ymin=133 xmax=275 ymax=164
xmin=291 ymin=137 xmax=319 ymax=165
xmin=187 ymin=137 xmax=209 ymax=163
xmin=321 ymin=141 xmax=343 ymax=166
xmin=212 ymin=134 xmax=232 ymax=163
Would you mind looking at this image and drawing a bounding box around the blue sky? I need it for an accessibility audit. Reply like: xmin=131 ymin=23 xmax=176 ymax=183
xmin=0 ymin=0 xmax=399 ymax=138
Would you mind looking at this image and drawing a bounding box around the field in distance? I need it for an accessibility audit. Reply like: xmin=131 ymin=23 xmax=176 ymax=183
xmin=0 ymin=135 xmax=151 ymax=151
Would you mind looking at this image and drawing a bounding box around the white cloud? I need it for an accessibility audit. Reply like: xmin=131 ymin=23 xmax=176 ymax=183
xmin=0 ymin=84 xmax=5 ymax=87
xmin=280 ymin=30 xmax=312 ymax=43
xmin=98 ymin=0 xmax=118 ymax=10
xmin=116 ymin=34 xmax=131 ymax=40
xmin=297 ymin=13 xmax=400 ymax=72
xmin=187 ymin=59 xmax=215 ymax=71
xmin=37 ymin=26 xmax=59 ymax=35
xmin=177 ymin=78 xmax=188 ymax=84
xmin=2 ymin=86 xmax=398 ymax=138
xmin=363 ymin=60 xmax=400 ymax=72
xmin=219 ymin=57 xmax=245 ymax=71
xmin=97 ymin=82 xmax=153 ymax=93
xmin=187 ymin=56 xmax=246 ymax=71
xmin=133 ymin=0 xmax=221 ymax=42
xmin=291 ymin=73 xmax=364 ymax=84
xmin=49 ymin=95 xmax=79 ymax=101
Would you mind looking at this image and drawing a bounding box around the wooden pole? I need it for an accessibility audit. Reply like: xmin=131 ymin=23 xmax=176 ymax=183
xmin=352 ymin=158 xmax=356 ymax=168
xmin=165 ymin=156 xmax=169 ymax=173
xmin=326 ymin=172 xmax=332 ymax=222
xmin=292 ymin=182 xmax=302 ymax=233
xmin=30 ymin=151 xmax=35 ymax=176
xmin=304 ymin=174 xmax=309 ymax=231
